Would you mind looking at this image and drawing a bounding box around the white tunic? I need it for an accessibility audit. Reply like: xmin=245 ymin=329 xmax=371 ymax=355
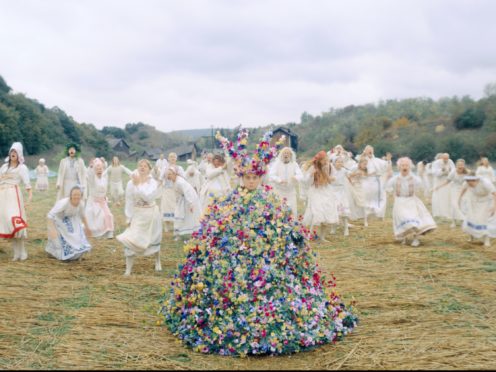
xmin=461 ymin=178 xmax=496 ymax=238
xmin=85 ymin=168 xmax=114 ymax=238
xmin=117 ymin=176 xmax=163 ymax=257
xmin=386 ymin=174 xmax=437 ymax=239
xmin=35 ymin=165 xmax=49 ymax=191
xmin=0 ymin=163 xmax=31 ymax=239
xmin=268 ymin=159 xmax=303 ymax=216
xmin=184 ymin=163 xmax=203 ymax=193
xmin=45 ymin=198 xmax=91 ymax=260
xmin=199 ymin=164 xmax=232 ymax=214
xmin=330 ymin=168 xmax=351 ymax=218
xmin=302 ymin=166 xmax=339 ymax=226
xmin=476 ymin=166 xmax=495 ymax=184
xmin=56 ymin=157 xmax=87 ymax=201
xmin=447 ymin=170 xmax=466 ymax=221
xmin=360 ymin=156 xmax=390 ymax=218
xmin=160 ymin=165 xmax=185 ymax=221
xmin=431 ymin=159 xmax=455 ymax=218
xmin=173 ymin=177 xmax=202 ymax=236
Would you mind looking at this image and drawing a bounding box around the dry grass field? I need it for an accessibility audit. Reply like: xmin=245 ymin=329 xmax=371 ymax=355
xmin=1 ymin=178 xmax=495 ymax=370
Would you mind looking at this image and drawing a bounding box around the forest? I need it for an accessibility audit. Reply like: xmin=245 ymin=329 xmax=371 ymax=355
xmin=1 ymin=74 xmax=495 ymax=164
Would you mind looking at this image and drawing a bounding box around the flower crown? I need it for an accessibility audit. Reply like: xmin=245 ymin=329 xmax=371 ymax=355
xmin=215 ymin=129 xmax=286 ymax=176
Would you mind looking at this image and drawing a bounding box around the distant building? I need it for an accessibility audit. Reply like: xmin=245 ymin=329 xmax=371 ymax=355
xmin=272 ymin=127 xmax=298 ymax=151
xmin=107 ymin=138 xmax=131 ymax=156
xmin=139 ymin=147 xmax=163 ymax=161
xmin=166 ymin=143 xmax=200 ymax=161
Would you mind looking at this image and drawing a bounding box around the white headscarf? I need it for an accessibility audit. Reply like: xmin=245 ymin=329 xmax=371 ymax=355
xmin=5 ymin=142 xmax=25 ymax=164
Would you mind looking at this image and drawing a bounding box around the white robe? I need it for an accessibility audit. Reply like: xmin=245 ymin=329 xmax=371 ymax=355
xmin=447 ymin=170 xmax=466 ymax=221
xmin=199 ymin=165 xmax=232 ymax=213
xmin=476 ymin=166 xmax=495 ymax=184
xmin=160 ymin=165 xmax=185 ymax=221
xmin=117 ymin=176 xmax=162 ymax=257
xmin=461 ymin=178 xmax=496 ymax=239
xmin=0 ymin=164 xmax=31 ymax=239
xmin=173 ymin=177 xmax=201 ymax=236
xmin=85 ymin=168 xmax=114 ymax=238
xmin=302 ymin=166 xmax=339 ymax=226
xmin=268 ymin=159 xmax=303 ymax=216
xmin=355 ymin=156 xmax=390 ymax=218
xmin=185 ymin=164 xmax=203 ymax=193
xmin=330 ymin=168 xmax=352 ymax=218
xmin=386 ymin=174 xmax=437 ymax=239
xmin=45 ymin=198 xmax=91 ymax=260
xmin=56 ymin=157 xmax=87 ymax=201
xmin=35 ymin=165 xmax=49 ymax=191
xmin=431 ymin=159 xmax=456 ymax=218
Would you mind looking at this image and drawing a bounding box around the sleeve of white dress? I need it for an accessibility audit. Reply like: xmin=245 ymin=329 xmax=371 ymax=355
xmin=412 ymin=175 xmax=424 ymax=191
xmin=20 ymin=165 xmax=32 ymax=189
xmin=385 ymin=175 xmax=396 ymax=194
xmin=294 ymin=163 xmax=304 ymax=182
xmin=177 ymin=166 xmax=186 ymax=178
xmin=124 ymin=180 xmax=135 ymax=221
xmin=431 ymin=161 xmax=443 ymax=177
xmin=268 ymin=161 xmax=281 ymax=183
xmin=447 ymin=170 xmax=455 ymax=182
xmin=47 ymin=198 xmax=68 ymax=220
xmin=181 ymin=179 xmax=198 ymax=205
xmin=206 ymin=166 xmax=224 ymax=180
xmin=121 ymin=165 xmax=133 ymax=176
xmin=483 ymin=178 xmax=496 ymax=193
xmin=56 ymin=159 xmax=64 ymax=188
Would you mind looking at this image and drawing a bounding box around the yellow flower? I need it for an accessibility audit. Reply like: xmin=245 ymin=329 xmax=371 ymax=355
xmin=213 ymin=327 xmax=222 ymax=335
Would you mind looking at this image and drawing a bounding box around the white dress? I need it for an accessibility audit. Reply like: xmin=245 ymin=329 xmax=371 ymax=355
xmin=199 ymin=165 xmax=232 ymax=213
xmin=359 ymin=156 xmax=390 ymax=218
xmin=84 ymin=168 xmax=114 ymax=238
xmin=185 ymin=164 xmax=203 ymax=193
xmin=302 ymin=166 xmax=339 ymax=226
xmin=0 ymin=164 xmax=31 ymax=239
xmin=107 ymin=165 xmax=132 ymax=201
xmin=173 ymin=177 xmax=202 ymax=236
xmin=330 ymin=168 xmax=351 ymax=218
xmin=160 ymin=165 xmax=185 ymax=222
xmin=268 ymin=159 xmax=303 ymax=215
xmin=35 ymin=165 xmax=49 ymax=191
xmin=476 ymin=166 xmax=495 ymax=184
xmin=447 ymin=170 xmax=466 ymax=222
xmin=347 ymin=168 xmax=367 ymax=220
xmin=461 ymin=178 xmax=496 ymax=239
xmin=431 ymin=159 xmax=455 ymax=218
xmin=386 ymin=174 xmax=437 ymax=239
xmin=56 ymin=157 xmax=87 ymax=201
xmin=117 ymin=176 xmax=163 ymax=257
xmin=45 ymin=198 xmax=92 ymax=260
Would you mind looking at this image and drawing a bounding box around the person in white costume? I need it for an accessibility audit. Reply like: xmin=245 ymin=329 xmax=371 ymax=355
xmin=433 ymin=159 xmax=469 ymax=228
xmin=184 ymin=159 xmax=203 ymax=193
xmin=459 ymin=173 xmax=496 ymax=247
xmin=476 ymin=157 xmax=495 ymax=184
xmin=268 ymin=147 xmax=303 ymax=216
xmin=347 ymin=157 xmax=370 ymax=226
xmin=117 ymin=159 xmax=163 ymax=276
xmin=0 ymin=142 xmax=32 ymax=261
xmin=431 ymin=153 xmax=456 ymax=219
xmin=154 ymin=153 xmax=168 ymax=180
xmin=199 ymin=154 xmax=232 ymax=214
xmin=198 ymin=152 xmax=213 ymax=178
xmin=106 ymin=156 xmax=132 ymax=206
xmin=159 ymin=152 xmax=185 ymax=233
xmin=330 ymin=156 xmax=352 ymax=236
xmin=84 ymin=158 xmax=114 ymax=239
xmin=385 ymin=157 xmax=437 ymax=247
xmin=35 ymin=158 xmax=50 ymax=191
xmin=46 ymin=186 xmax=92 ymax=261
xmin=416 ymin=160 xmax=432 ymax=199
xmin=302 ymin=151 xmax=339 ymax=242
xmin=356 ymin=145 xmax=391 ymax=220
xmin=328 ymin=145 xmax=357 ymax=170
xmin=166 ymin=167 xmax=202 ymax=239
xmin=56 ymin=143 xmax=87 ymax=201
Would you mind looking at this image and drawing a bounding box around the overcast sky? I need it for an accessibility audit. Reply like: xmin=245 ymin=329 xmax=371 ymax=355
xmin=1 ymin=0 xmax=495 ymax=132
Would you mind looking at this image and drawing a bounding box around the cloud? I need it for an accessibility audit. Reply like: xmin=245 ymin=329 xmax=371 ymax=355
xmin=1 ymin=0 xmax=495 ymax=132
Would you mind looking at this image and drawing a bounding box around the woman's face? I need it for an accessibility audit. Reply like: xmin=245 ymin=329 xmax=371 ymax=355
xmin=399 ymin=161 xmax=410 ymax=175
xmin=359 ymin=158 xmax=368 ymax=170
xmin=168 ymin=154 xmax=177 ymax=164
xmin=335 ymin=159 xmax=344 ymax=170
xmin=95 ymin=163 xmax=104 ymax=176
xmin=138 ymin=161 xmax=151 ymax=176
xmin=243 ymin=173 xmax=261 ymax=191
xmin=481 ymin=158 xmax=489 ymax=166
xmin=9 ymin=149 xmax=18 ymax=162
xmin=68 ymin=147 xmax=76 ymax=157
xmin=213 ymin=158 xmax=224 ymax=168
xmin=456 ymin=162 xmax=465 ymax=172
xmin=166 ymin=170 xmax=177 ymax=182
xmin=70 ymin=189 xmax=82 ymax=206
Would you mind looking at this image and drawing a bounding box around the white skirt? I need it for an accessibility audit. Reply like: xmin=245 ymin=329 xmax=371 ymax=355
xmin=431 ymin=183 xmax=451 ymax=218
xmin=0 ymin=184 xmax=28 ymax=239
xmin=362 ymin=175 xmax=387 ymax=218
xmin=273 ymin=186 xmax=298 ymax=216
xmin=462 ymin=196 xmax=496 ymax=238
xmin=45 ymin=215 xmax=92 ymax=260
xmin=449 ymin=183 xmax=464 ymax=221
xmin=303 ymin=184 xmax=339 ymax=226
xmin=331 ymin=185 xmax=350 ymax=218
xmin=36 ymin=175 xmax=49 ymax=191
xmin=392 ymin=196 xmax=437 ymax=239
xmin=109 ymin=181 xmax=125 ymax=200
xmin=161 ymin=187 xmax=176 ymax=221
xmin=84 ymin=196 xmax=114 ymax=238
xmin=174 ymin=196 xmax=201 ymax=236
xmin=117 ymin=204 xmax=162 ymax=256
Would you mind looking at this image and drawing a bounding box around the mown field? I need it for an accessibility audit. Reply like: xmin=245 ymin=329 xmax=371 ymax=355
xmin=0 ymin=177 xmax=495 ymax=370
